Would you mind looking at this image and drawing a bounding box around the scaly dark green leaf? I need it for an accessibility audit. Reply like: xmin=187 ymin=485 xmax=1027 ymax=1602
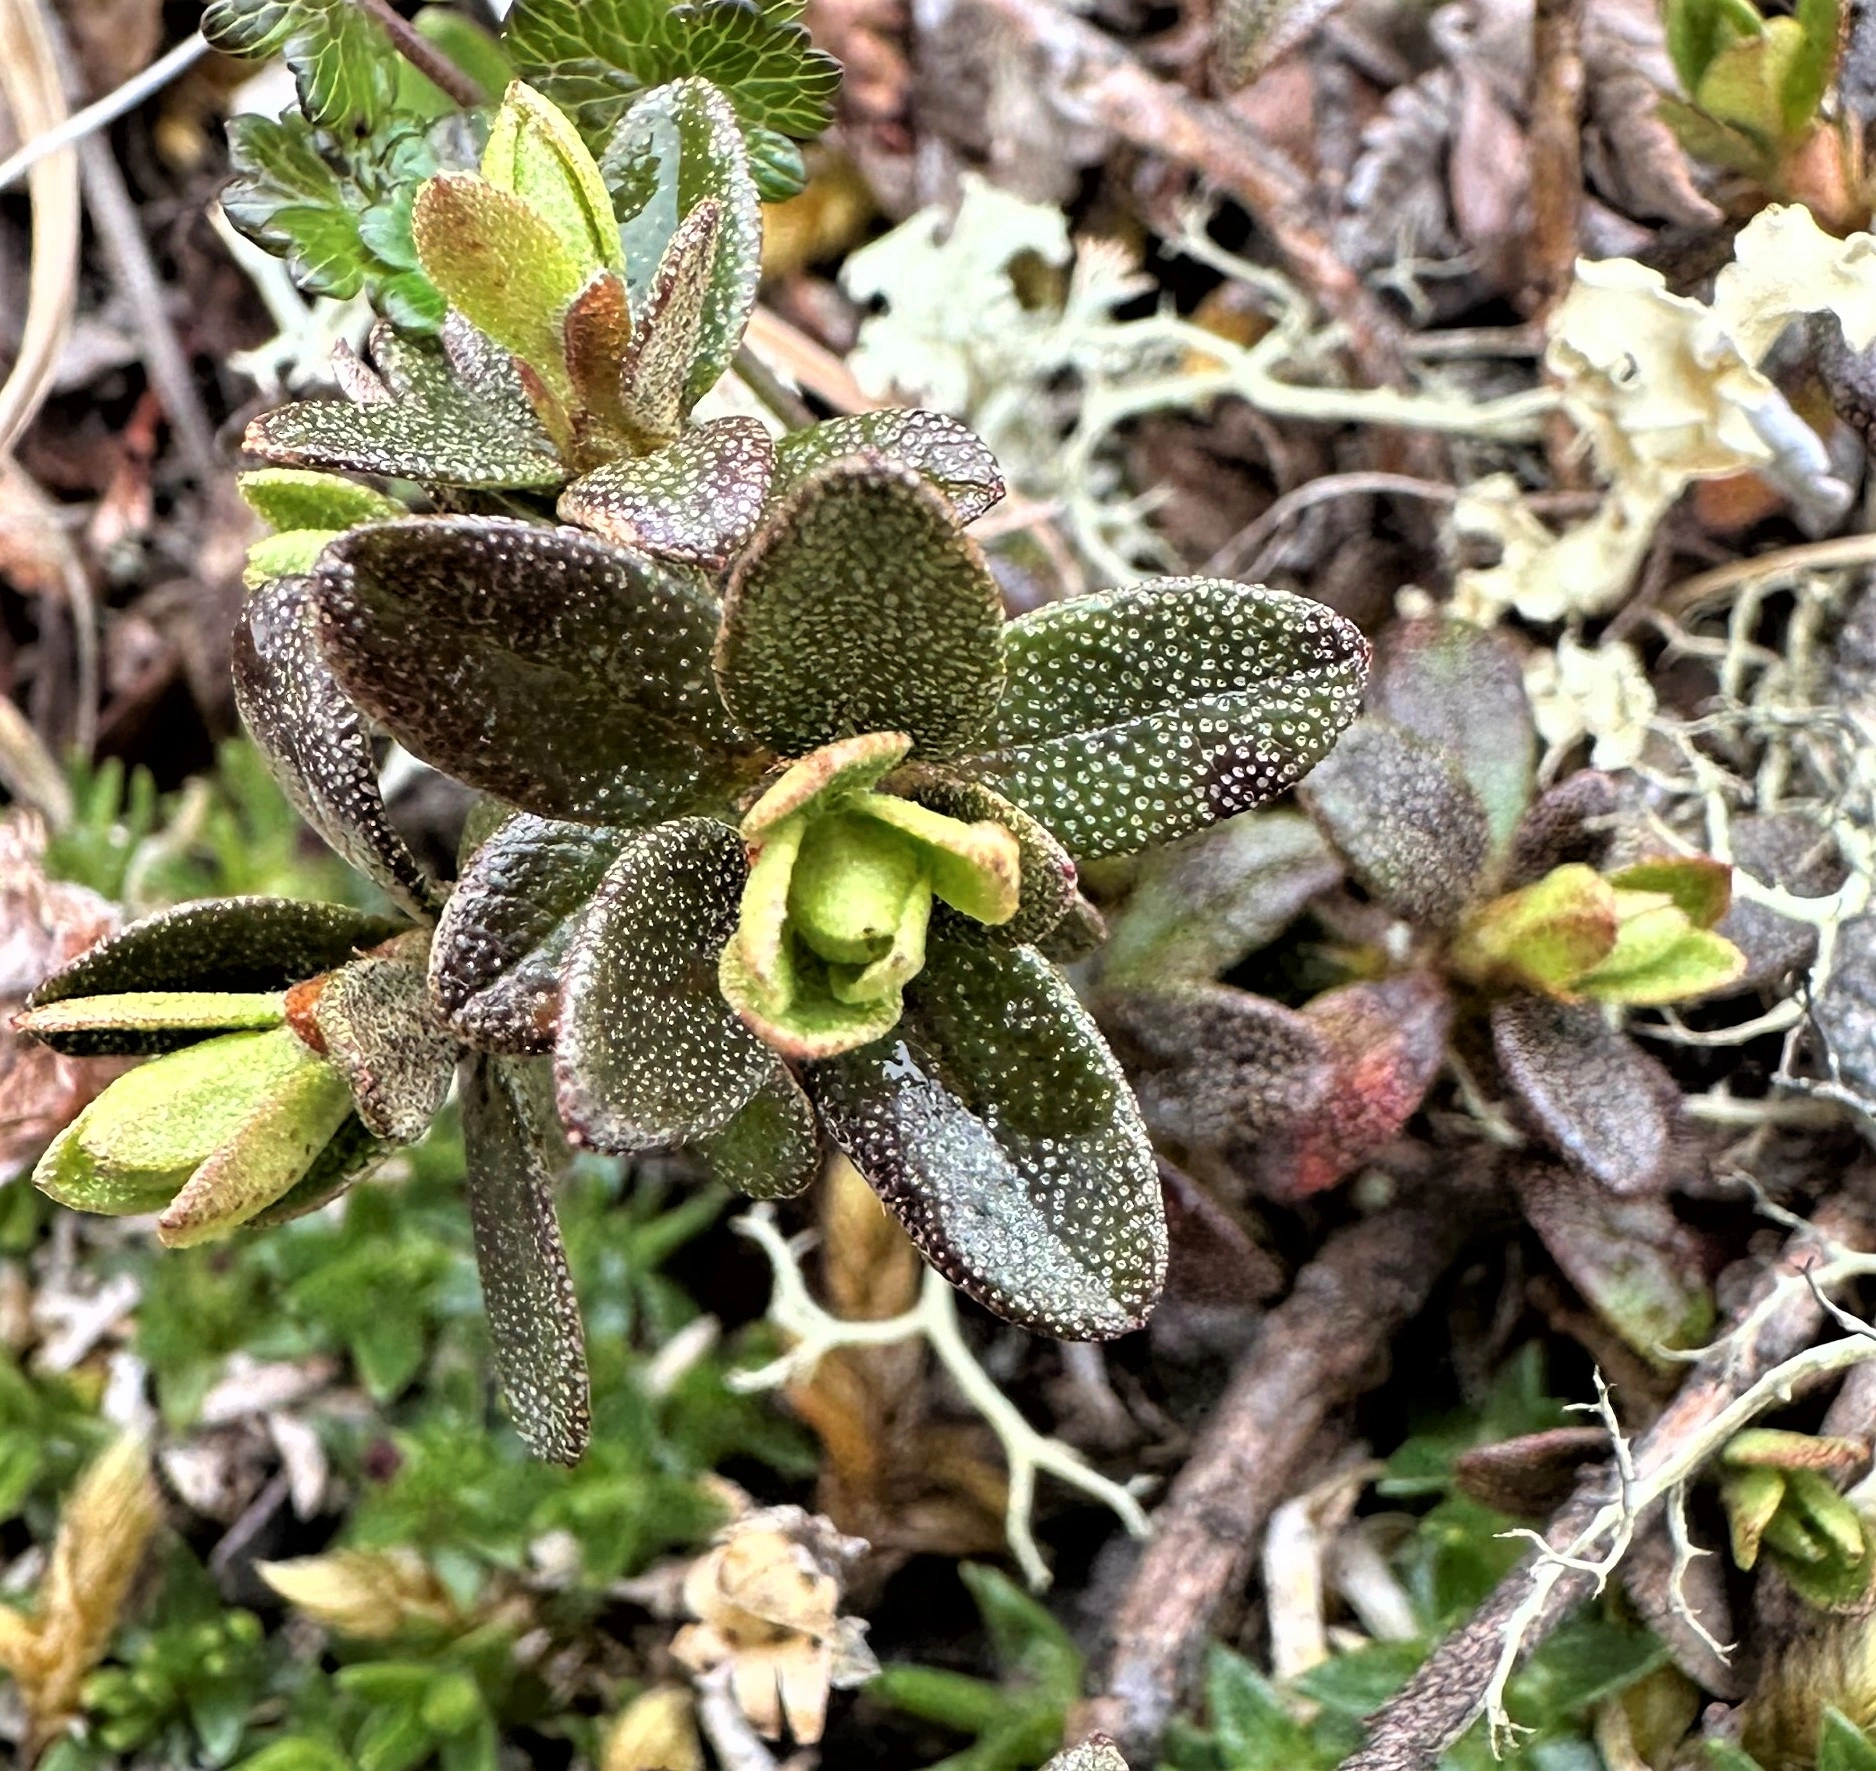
xmin=558 ymin=416 xmax=773 ymax=563
xmin=28 ymin=899 xmax=406 ymax=1055
xmin=459 ymin=1053 xmax=592 ymax=1463
xmin=556 ymin=817 xmax=781 ymax=1148
xmin=246 ymin=319 xmax=563 ymax=487
xmin=309 ymin=951 xmax=458 ymax=1143
xmin=313 ymin=516 xmax=751 ymax=823
xmin=716 ymin=455 xmax=1006 ymax=758
xmin=966 ymin=579 xmax=1368 ymax=862
xmin=773 ymin=409 xmax=1004 ymax=525
xmin=233 ymin=575 xmax=439 ymax=919
xmin=807 ymin=937 xmax=1166 ymax=1339
xmin=690 ymin=1065 xmax=820 ymax=1197
xmin=431 ymin=813 xmax=632 ymax=1054
xmin=604 ymin=78 xmax=762 ymax=405
xmin=504 ymin=0 xmax=841 ymax=202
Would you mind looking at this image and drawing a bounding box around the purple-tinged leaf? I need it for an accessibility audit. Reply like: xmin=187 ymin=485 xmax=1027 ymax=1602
xmin=1099 ymin=810 xmax=1341 ymax=989
xmin=314 ymin=516 xmax=751 ymax=824
xmin=1716 ymin=813 xmax=1846 ymax=987
xmin=234 ymin=575 xmax=440 ymax=919
xmin=716 ymin=455 xmax=1006 ymax=759
xmin=1813 ymin=913 xmax=1876 ymax=1117
xmin=460 ymin=1052 xmax=591 ymax=1464
xmin=1492 ymin=993 xmax=1685 ymax=1195
xmin=558 ymin=417 xmax=774 ymax=565
xmin=1512 ymin=1160 xmax=1713 ymax=1359
xmin=967 ymin=579 xmax=1368 ymax=862
xmin=808 ymin=936 xmax=1166 ymax=1339
xmin=1299 ymin=718 xmax=1491 ymax=928
xmin=430 ymin=813 xmax=631 ymax=1054
xmin=1505 ymin=771 xmax=1624 ymax=887
xmin=557 ymin=817 xmax=778 ymax=1149
xmin=27 ymin=898 xmax=405 ymax=1055
xmin=1370 ymin=616 xmax=1535 ymax=861
xmin=774 ymin=411 xmax=1004 ymax=525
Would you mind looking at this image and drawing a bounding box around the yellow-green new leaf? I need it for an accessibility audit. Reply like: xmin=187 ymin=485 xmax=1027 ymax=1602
xmin=481 ymin=81 xmax=621 ymax=275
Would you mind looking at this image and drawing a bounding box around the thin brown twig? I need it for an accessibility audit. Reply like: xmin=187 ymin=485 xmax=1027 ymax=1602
xmin=351 ymin=0 xmax=488 ymax=108
xmin=1340 ymin=1198 xmax=1875 ymax=1771
xmin=1077 ymin=1196 xmax=1482 ymax=1764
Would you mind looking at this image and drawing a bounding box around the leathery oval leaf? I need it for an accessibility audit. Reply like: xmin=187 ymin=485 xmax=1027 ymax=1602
xmin=556 ymin=817 xmax=780 ymax=1149
xmin=715 ymin=455 xmax=1006 ymax=759
xmin=234 ymin=575 xmax=440 ymax=919
xmin=430 ymin=813 xmax=633 ymax=1054
xmin=557 ymin=417 xmax=774 ymax=566
xmin=460 ymin=1053 xmax=591 ymax=1464
xmin=27 ymin=898 xmax=406 ymax=1055
xmin=806 ymin=937 xmax=1167 ymax=1339
xmin=773 ymin=410 xmax=1004 ymax=525
xmin=690 ymin=1066 xmax=821 ymax=1199
xmin=965 ymin=579 xmax=1368 ymax=861
xmin=313 ymin=516 xmax=751 ymax=825
xmin=604 ymin=78 xmax=762 ymax=409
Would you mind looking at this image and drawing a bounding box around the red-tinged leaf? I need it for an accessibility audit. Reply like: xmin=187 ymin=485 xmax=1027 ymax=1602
xmin=557 ymin=417 xmax=774 ymax=565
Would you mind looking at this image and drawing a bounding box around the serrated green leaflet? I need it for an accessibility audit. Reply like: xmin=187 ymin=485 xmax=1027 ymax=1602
xmin=604 ymin=79 xmax=762 ymax=404
xmin=313 ymin=517 xmax=750 ymax=824
xmin=222 ymin=113 xmax=451 ymax=329
xmin=460 ymin=1054 xmax=591 ymax=1464
xmin=774 ymin=410 xmax=1004 ymax=525
xmin=556 ymin=817 xmax=780 ymax=1147
xmin=504 ymin=0 xmax=840 ymax=202
xmin=28 ymin=898 xmax=406 ymax=1054
xmin=429 ymin=813 xmax=633 ymax=1054
xmin=1299 ymin=718 xmax=1491 ymax=929
xmin=203 ymin=0 xmax=401 ymax=129
xmin=967 ymin=579 xmax=1368 ymax=863
xmin=807 ymin=937 xmax=1166 ymax=1339
xmin=234 ymin=576 xmax=440 ymax=919
xmin=716 ymin=456 xmax=1006 ymax=758
xmin=557 ymin=416 xmax=773 ymax=563
xmin=245 ymin=324 xmax=563 ymax=489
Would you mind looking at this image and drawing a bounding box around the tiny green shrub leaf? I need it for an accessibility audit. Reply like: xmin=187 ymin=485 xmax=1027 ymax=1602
xmin=716 ymin=455 xmax=1006 ymax=758
xmin=557 ymin=416 xmax=775 ymax=563
xmin=27 ymin=898 xmax=406 ymax=1054
xmin=238 ymin=468 xmax=404 ymax=533
xmin=773 ymin=409 xmax=1005 ymax=524
xmin=459 ymin=1052 xmax=592 ymax=1463
xmin=430 ymin=813 xmax=634 ymax=1053
xmin=1298 ymin=718 xmax=1491 ymax=928
xmin=557 ymin=817 xmax=781 ymax=1148
xmin=246 ymin=321 xmax=564 ymax=489
xmin=313 ymin=516 xmax=750 ymax=824
xmin=807 ymin=937 xmax=1166 ymax=1339
xmin=233 ymin=575 xmax=441 ymax=919
xmin=605 ymin=78 xmax=763 ymax=406
xmin=968 ymin=579 xmax=1368 ymax=862
xmin=308 ymin=952 xmax=458 ymax=1143
xmin=1450 ymin=864 xmax=1621 ymax=996
xmin=1491 ymin=994 xmax=1683 ymax=1195
xmin=503 ymin=0 xmax=841 ymax=201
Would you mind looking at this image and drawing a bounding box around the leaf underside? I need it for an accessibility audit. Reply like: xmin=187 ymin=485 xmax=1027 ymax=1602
xmin=234 ymin=575 xmax=439 ymax=919
xmin=27 ymin=899 xmax=405 ymax=1055
xmin=807 ymin=937 xmax=1167 ymax=1339
xmin=310 ymin=955 xmax=459 ymax=1143
xmin=313 ymin=516 xmax=748 ymax=824
xmin=460 ymin=1053 xmax=592 ymax=1464
xmin=966 ymin=579 xmax=1370 ymax=862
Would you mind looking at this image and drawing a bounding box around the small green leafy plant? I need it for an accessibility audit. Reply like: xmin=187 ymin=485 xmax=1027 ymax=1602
xmin=15 ymin=48 xmax=1369 ymax=1469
